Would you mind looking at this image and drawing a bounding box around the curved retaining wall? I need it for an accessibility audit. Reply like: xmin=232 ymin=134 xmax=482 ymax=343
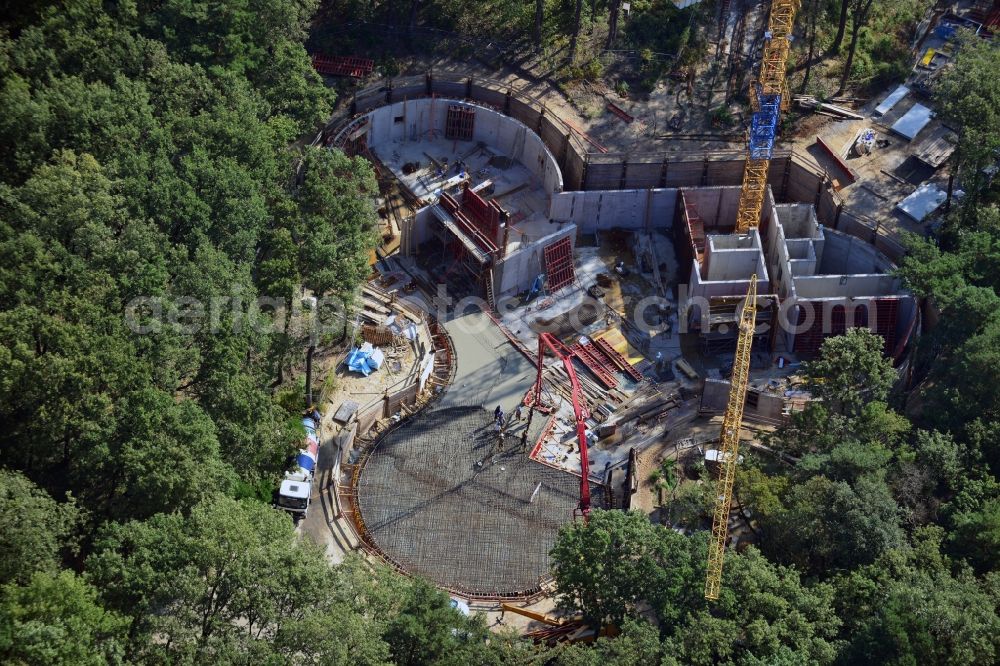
xmin=336 ymin=97 xmax=563 ymax=195
xmin=320 ymin=73 xmax=905 ymax=262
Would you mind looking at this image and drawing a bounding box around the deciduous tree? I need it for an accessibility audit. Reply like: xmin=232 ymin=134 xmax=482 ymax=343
xmin=0 ymin=571 xmax=127 ymax=665
xmin=803 ymin=327 xmax=896 ymax=417
xmin=0 ymin=471 xmax=80 ymax=585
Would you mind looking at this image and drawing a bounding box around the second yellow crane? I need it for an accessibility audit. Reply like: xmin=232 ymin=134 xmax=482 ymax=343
xmin=704 ymin=0 xmax=800 ymax=602
xmin=704 ymin=275 xmax=759 ymax=601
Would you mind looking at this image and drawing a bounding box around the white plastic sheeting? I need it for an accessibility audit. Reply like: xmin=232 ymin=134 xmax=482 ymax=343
xmin=896 ymin=183 xmax=947 ymax=222
xmin=891 ymin=103 xmax=934 ymax=141
xmin=874 ymin=85 xmax=909 ymax=116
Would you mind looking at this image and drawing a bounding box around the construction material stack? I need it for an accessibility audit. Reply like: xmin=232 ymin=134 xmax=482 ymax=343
xmin=532 ymin=332 xmax=593 ymax=519
xmin=276 ymin=412 xmax=321 ymax=518
xmin=735 ymin=0 xmax=800 ymax=232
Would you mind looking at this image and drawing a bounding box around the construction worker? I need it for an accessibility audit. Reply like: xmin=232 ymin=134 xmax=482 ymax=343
xmin=514 ymin=404 xmax=523 ymax=422
xmin=494 ymin=404 xmax=503 ymax=421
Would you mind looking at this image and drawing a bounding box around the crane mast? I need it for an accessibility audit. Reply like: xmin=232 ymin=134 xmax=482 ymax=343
xmin=704 ymin=275 xmax=758 ymax=600
xmin=735 ymin=0 xmax=800 ymax=232
xmin=705 ymin=0 xmax=799 ymax=600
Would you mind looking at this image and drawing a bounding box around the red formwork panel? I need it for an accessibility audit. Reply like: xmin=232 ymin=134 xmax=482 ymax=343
xmin=439 ymin=193 xmax=498 ymax=255
xmin=440 ymin=192 xmax=460 ymax=215
xmin=871 ymin=297 xmax=900 ymax=355
xmin=793 ymin=299 xmax=900 ymax=357
xmin=794 ymin=301 xmax=845 ymax=357
xmin=445 ymin=105 xmax=475 ymax=140
xmin=681 ymin=191 xmax=706 ymax=263
xmin=569 ymin=343 xmax=618 ymax=389
xmin=311 ymin=55 xmax=374 ymax=78
xmin=543 ymin=237 xmax=576 ymax=293
xmin=593 ymin=338 xmax=644 ymax=382
xmin=461 ymin=186 xmax=500 ymax=241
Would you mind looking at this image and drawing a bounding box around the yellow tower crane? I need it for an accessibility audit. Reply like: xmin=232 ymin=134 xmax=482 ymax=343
xmin=704 ymin=0 xmax=799 ymax=601
xmin=735 ymin=0 xmax=800 ymax=233
xmin=704 ymin=274 xmax=759 ymax=601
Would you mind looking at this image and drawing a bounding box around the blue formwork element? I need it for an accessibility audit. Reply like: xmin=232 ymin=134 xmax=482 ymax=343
xmin=748 ymin=92 xmax=782 ymax=160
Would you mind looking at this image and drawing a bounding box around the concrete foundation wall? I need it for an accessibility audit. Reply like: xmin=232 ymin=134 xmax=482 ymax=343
xmin=704 ymin=248 xmax=766 ymax=281
xmin=549 ymin=188 xmax=678 ymax=232
xmin=495 ymin=224 xmax=577 ymax=296
xmin=790 ymin=258 xmax=818 ymax=277
xmin=687 ymin=222 xmax=770 ymax=299
xmin=688 ymin=262 xmax=770 ymax=298
xmin=411 ymin=205 xmax=437 ymax=248
xmin=766 ymin=202 xmax=822 ymax=301
xmin=702 ymin=379 xmax=788 ymax=425
xmin=774 ymin=204 xmax=819 ymax=238
xmin=680 ymin=186 xmax=746 ymax=231
xmin=363 ymin=99 xmax=563 ymax=195
xmin=819 ymin=229 xmax=895 ymax=275
xmin=794 ymin=274 xmax=901 ymax=299
xmin=333 ymin=76 xmax=908 ymax=264
xmin=581 ymin=153 xmax=787 ymax=191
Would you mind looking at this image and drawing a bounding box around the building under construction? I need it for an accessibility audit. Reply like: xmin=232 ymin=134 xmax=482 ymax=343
xmin=330 ymin=77 xmax=918 ymax=601
xmin=676 ymin=186 xmax=917 ymax=360
xmin=334 ymin=96 xmax=574 ymax=305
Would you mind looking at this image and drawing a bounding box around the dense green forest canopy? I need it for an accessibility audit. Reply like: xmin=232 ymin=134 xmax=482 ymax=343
xmin=1 ymin=1 xmax=1000 ymax=664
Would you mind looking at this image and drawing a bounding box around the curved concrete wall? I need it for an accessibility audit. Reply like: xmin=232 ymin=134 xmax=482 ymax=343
xmin=342 ymin=98 xmax=563 ymax=196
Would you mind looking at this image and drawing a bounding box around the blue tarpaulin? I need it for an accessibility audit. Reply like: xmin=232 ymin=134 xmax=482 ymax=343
xmin=345 ymin=343 xmax=385 ymax=376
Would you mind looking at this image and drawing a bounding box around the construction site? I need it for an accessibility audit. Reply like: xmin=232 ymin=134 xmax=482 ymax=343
xmin=297 ymin=0 xmax=955 ymax=627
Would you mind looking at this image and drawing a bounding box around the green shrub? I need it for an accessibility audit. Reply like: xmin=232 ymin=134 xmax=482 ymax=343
xmin=709 ymin=105 xmax=733 ymax=126
xmin=275 ymin=377 xmax=307 ymax=414
xmin=233 ymin=477 xmax=278 ymax=503
xmin=583 ymin=59 xmax=604 ymax=82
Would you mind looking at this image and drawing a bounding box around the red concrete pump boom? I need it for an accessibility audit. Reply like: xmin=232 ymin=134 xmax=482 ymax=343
xmin=533 ymin=332 xmax=591 ymax=518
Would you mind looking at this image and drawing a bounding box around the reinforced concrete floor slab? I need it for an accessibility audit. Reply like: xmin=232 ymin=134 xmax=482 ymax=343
xmin=356 ymin=305 xmax=603 ymax=595
xmin=357 ymin=405 xmax=600 ymax=595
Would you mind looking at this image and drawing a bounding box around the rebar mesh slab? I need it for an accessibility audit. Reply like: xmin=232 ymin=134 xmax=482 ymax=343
xmin=357 ymin=405 xmax=600 ymax=595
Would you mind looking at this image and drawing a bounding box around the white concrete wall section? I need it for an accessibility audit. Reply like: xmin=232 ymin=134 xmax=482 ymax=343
xmin=412 ymin=205 xmax=437 ymax=247
xmin=364 ymin=99 xmax=563 ymax=195
xmin=687 ymin=252 xmax=770 ymax=299
xmin=548 ymin=189 xmax=678 ymax=232
xmin=793 ymin=274 xmax=901 ymax=299
xmin=774 ymin=204 xmax=820 ymax=239
xmin=766 ymin=202 xmax=826 ymax=303
xmin=785 ymin=239 xmax=815 ymax=260
xmin=705 ymin=249 xmax=765 ymax=281
xmin=681 ymin=187 xmax=741 ymax=228
xmin=819 ymin=229 xmax=894 ymax=275
xmin=689 ymin=273 xmax=766 ymax=298
xmin=789 ymin=259 xmax=817 ymax=277
xmin=703 ymin=229 xmax=769 ymax=283
xmin=494 ymin=224 xmax=577 ymax=296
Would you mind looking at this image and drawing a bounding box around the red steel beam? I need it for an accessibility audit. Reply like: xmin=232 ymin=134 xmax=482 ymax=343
xmin=534 ymin=333 xmax=592 ymax=518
